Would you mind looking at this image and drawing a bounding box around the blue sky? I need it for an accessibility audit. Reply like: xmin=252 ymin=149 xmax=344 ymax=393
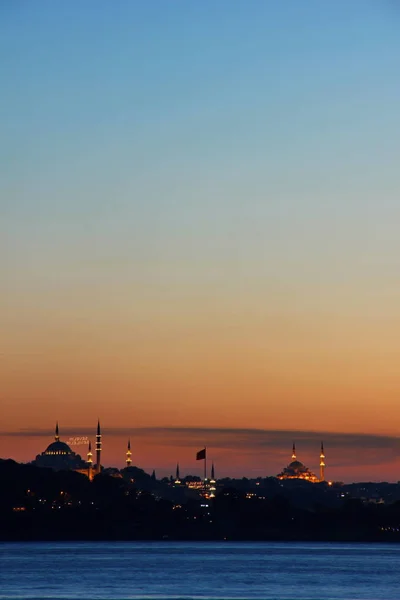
xmin=3 ymin=1 xmax=399 ymax=260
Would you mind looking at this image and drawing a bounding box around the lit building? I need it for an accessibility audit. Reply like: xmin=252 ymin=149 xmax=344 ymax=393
xmin=32 ymin=422 xmax=102 ymax=479
xmin=320 ymin=441 xmax=325 ymax=481
xmin=126 ymin=439 xmax=132 ymax=468
xmin=174 ymin=463 xmax=181 ymax=485
xmin=95 ymin=419 xmax=102 ymax=475
xmin=32 ymin=423 xmax=89 ymax=473
xmin=184 ymin=464 xmax=217 ymax=499
xmin=209 ymin=463 xmax=216 ymax=498
xmin=87 ymin=440 xmax=93 ymax=481
xmin=277 ymin=443 xmax=323 ymax=483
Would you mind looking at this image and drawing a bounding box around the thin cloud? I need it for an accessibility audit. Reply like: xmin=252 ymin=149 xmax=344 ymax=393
xmin=1 ymin=425 xmax=399 ymax=452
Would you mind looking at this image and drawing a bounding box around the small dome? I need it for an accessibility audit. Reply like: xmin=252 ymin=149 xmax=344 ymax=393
xmin=44 ymin=441 xmax=73 ymax=455
xmin=288 ymin=460 xmax=305 ymax=470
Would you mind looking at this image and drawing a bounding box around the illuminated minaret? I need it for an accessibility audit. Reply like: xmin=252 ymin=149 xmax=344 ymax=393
xmin=96 ymin=419 xmax=102 ymax=474
xmin=126 ymin=439 xmax=132 ymax=468
xmin=292 ymin=442 xmax=296 ymax=461
xmin=175 ymin=463 xmax=181 ymax=484
xmin=55 ymin=422 xmax=60 ymax=442
xmin=175 ymin=463 xmax=182 ymax=485
xmin=320 ymin=441 xmax=325 ymax=481
xmin=87 ymin=440 xmax=93 ymax=480
xmin=209 ymin=462 xmax=216 ymax=498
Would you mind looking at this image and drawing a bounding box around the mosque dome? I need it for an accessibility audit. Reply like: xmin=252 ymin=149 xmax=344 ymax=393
xmin=288 ymin=460 xmax=305 ymax=470
xmin=44 ymin=440 xmax=73 ymax=455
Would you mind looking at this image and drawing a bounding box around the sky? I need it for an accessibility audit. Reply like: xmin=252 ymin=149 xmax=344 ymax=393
xmin=2 ymin=1 xmax=400 ymax=482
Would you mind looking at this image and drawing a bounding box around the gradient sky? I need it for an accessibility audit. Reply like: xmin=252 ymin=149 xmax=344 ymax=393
xmin=2 ymin=1 xmax=400 ymax=482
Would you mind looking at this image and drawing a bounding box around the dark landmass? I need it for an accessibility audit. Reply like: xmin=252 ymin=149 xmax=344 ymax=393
xmin=2 ymin=458 xmax=400 ymax=542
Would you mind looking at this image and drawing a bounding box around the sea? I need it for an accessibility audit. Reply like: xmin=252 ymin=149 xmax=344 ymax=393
xmin=0 ymin=541 xmax=398 ymax=600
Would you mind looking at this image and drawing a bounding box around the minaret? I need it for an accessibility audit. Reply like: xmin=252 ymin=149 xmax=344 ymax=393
xmin=175 ymin=463 xmax=181 ymax=484
xmin=209 ymin=462 xmax=216 ymax=498
xmin=292 ymin=442 xmax=296 ymax=461
xmin=126 ymin=439 xmax=132 ymax=468
xmin=55 ymin=422 xmax=60 ymax=442
xmin=320 ymin=441 xmax=325 ymax=481
xmin=87 ymin=440 xmax=93 ymax=480
xmin=96 ymin=419 xmax=102 ymax=474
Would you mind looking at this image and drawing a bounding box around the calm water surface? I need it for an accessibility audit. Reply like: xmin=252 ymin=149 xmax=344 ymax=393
xmin=0 ymin=542 xmax=399 ymax=600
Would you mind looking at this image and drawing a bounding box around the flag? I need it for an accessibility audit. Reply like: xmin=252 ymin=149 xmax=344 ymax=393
xmin=196 ymin=448 xmax=206 ymax=461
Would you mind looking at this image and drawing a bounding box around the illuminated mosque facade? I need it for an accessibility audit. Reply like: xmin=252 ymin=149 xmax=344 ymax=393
xmin=277 ymin=442 xmax=326 ymax=483
xmin=32 ymin=421 xmax=103 ymax=480
xmin=174 ymin=461 xmax=217 ymax=498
